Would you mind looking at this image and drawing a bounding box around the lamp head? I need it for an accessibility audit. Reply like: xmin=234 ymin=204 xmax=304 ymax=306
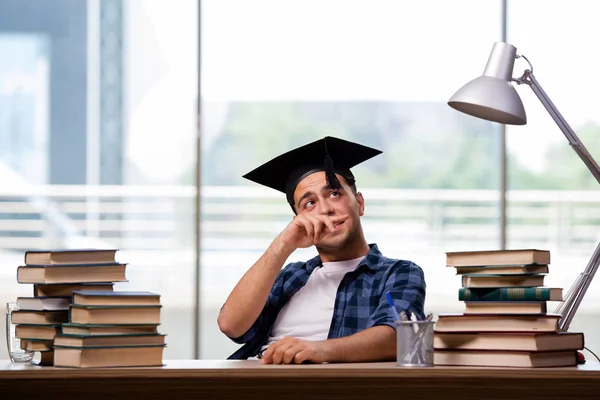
xmin=448 ymin=42 xmax=527 ymax=125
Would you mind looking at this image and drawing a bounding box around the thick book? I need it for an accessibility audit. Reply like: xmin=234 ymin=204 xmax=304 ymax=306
xmin=54 ymin=344 xmax=165 ymax=368
xmin=62 ymin=323 xmax=159 ymax=336
xmin=458 ymin=287 xmax=563 ymax=301
xmin=434 ymin=313 xmax=561 ymax=333
xmin=462 ymin=274 xmax=545 ymax=288
xmin=69 ymin=304 xmax=162 ymax=325
xmin=17 ymin=263 xmax=127 ymax=284
xmin=17 ymin=296 xmax=71 ymax=311
xmin=434 ymin=332 xmax=584 ymax=352
xmin=72 ymin=291 xmax=161 ymax=306
xmin=54 ymin=334 xmax=166 ymax=348
xmin=30 ymin=350 xmax=54 ymax=367
xmin=11 ymin=310 xmax=69 ymax=325
xmin=434 ymin=349 xmax=578 ymax=367
xmin=464 ymin=301 xmax=547 ymax=314
xmin=15 ymin=324 xmax=62 ymax=340
xmin=455 ymin=264 xmax=549 ymax=275
xmin=25 ymin=249 xmax=118 ymax=266
xmin=34 ymin=283 xmax=115 ymax=297
xmin=446 ymin=249 xmax=550 ymax=267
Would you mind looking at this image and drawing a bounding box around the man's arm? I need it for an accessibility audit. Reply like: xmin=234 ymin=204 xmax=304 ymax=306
xmin=218 ymin=213 xmax=345 ymax=340
xmin=261 ymin=325 xmax=395 ymax=364
xmin=217 ymin=238 xmax=292 ymax=339
xmin=324 ymin=325 xmax=396 ymax=362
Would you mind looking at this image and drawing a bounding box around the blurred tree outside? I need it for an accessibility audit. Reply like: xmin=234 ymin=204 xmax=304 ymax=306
xmin=187 ymin=102 xmax=600 ymax=191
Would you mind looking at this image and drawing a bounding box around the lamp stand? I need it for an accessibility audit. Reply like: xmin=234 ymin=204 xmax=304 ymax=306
xmin=516 ymin=66 xmax=600 ymax=332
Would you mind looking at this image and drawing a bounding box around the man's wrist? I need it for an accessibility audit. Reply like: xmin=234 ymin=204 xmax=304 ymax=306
xmin=271 ymin=235 xmax=296 ymax=257
xmin=320 ymin=339 xmax=339 ymax=363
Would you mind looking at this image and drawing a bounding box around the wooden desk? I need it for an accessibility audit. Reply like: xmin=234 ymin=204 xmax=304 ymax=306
xmin=1 ymin=359 xmax=599 ymax=400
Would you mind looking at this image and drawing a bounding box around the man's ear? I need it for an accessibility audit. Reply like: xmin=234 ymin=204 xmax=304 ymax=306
xmin=356 ymin=192 xmax=365 ymax=216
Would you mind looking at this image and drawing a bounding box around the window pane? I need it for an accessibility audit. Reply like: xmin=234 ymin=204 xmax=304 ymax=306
xmin=201 ymin=0 xmax=502 ymax=359
xmin=507 ymin=0 xmax=600 ymax=352
xmin=0 ymin=0 xmax=198 ymax=359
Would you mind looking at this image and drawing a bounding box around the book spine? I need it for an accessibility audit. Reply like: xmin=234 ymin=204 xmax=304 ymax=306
xmin=458 ymin=287 xmax=555 ymax=301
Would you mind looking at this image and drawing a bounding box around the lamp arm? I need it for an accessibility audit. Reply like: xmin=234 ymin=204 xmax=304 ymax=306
xmin=518 ymin=70 xmax=600 ymax=331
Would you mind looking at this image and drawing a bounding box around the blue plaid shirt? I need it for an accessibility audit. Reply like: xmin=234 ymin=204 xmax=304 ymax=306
xmin=227 ymin=244 xmax=426 ymax=360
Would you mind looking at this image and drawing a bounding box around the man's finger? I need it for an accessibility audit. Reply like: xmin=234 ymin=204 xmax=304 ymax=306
xmin=314 ymin=214 xmax=335 ymax=233
xmin=305 ymin=215 xmax=323 ymax=243
xmin=282 ymin=344 xmax=303 ymax=364
xmin=296 ymin=217 xmax=315 ymax=243
xmin=293 ymin=350 xmax=310 ymax=364
xmin=261 ymin=342 xmax=278 ymax=364
xmin=329 ymin=214 xmax=350 ymax=225
xmin=269 ymin=341 xmax=295 ymax=364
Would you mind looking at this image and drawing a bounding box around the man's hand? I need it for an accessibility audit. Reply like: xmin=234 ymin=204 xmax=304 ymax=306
xmin=277 ymin=214 xmax=349 ymax=251
xmin=261 ymin=337 xmax=330 ymax=364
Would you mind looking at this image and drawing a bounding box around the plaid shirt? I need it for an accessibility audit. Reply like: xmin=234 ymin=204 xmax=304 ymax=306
xmin=227 ymin=243 xmax=426 ymax=360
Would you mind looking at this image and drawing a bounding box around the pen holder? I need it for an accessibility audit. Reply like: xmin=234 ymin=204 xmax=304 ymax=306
xmin=395 ymin=320 xmax=435 ymax=367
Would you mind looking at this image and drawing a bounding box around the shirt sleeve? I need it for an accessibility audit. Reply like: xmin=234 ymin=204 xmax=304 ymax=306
xmin=226 ymin=268 xmax=286 ymax=345
xmin=366 ymin=261 xmax=426 ymax=329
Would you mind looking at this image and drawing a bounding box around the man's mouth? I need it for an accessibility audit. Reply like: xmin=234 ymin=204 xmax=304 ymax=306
xmin=334 ymin=221 xmax=345 ymax=228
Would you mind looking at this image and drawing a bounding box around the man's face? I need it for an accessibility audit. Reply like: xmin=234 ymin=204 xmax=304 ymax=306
xmin=292 ymin=171 xmax=365 ymax=251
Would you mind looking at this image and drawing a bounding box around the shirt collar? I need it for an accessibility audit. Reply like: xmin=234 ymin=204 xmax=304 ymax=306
xmin=304 ymin=243 xmax=382 ymax=273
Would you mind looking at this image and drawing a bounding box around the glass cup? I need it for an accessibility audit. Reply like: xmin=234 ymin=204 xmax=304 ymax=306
xmin=6 ymin=302 xmax=34 ymax=363
xmin=395 ymin=320 xmax=435 ymax=367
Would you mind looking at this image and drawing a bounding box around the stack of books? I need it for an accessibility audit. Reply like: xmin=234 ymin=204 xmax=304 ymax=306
xmin=53 ymin=290 xmax=166 ymax=368
xmin=12 ymin=249 xmax=166 ymax=368
xmin=433 ymin=249 xmax=584 ymax=368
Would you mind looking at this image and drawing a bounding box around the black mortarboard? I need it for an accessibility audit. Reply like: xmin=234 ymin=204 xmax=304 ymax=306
xmin=243 ymin=136 xmax=382 ymax=211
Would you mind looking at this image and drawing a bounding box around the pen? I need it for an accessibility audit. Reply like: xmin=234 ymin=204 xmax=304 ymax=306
xmin=385 ymin=292 xmax=401 ymax=322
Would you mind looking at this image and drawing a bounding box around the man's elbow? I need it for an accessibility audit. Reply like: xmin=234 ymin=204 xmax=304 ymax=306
xmin=217 ymin=311 xmax=234 ymax=337
xmin=217 ymin=311 xmax=244 ymax=339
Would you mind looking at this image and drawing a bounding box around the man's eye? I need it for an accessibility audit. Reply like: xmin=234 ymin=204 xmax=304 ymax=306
xmin=330 ymin=191 xmax=340 ymax=197
xmin=304 ymin=200 xmax=315 ymax=208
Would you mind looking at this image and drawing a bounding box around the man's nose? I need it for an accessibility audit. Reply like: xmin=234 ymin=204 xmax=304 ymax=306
xmin=319 ymin=199 xmax=335 ymax=215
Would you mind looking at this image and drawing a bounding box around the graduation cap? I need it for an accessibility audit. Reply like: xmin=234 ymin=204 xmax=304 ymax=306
xmin=243 ymin=136 xmax=382 ymax=211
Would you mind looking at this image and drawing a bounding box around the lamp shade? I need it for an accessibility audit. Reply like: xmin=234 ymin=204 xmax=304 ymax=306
xmin=448 ymin=42 xmax=527 ymax=125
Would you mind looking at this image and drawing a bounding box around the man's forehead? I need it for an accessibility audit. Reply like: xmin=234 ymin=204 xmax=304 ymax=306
xmin=293 ymin=172 xmax=347 ymax=200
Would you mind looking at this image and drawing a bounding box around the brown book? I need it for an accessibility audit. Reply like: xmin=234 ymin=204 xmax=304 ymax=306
xmin=25 ymin=249 xmax=117 ymax=265
xmin=455 ymin=264 xmax=549 ymax=275
xmin=446 ymin=249 xmax=550 ymax=267
xmin=34 ymin=283 xmax=115 ymax=297
xmin=462 ymin=274 xmax=545 ymax=288
xmin=17 ymin=264 xmax=127 ymax=284
xmin=69 ymin=305 xmax=162 ymax=325
xmin=72 ymin=291 xmax=161 ymax=306
xmin=434 ymin=332 xmax=584 ymax=352
xmin=62 ymin=323 xmax=159 ymax=336
xmin=464 ymin=301 xmax=547 ymax=314
xmin=54 ymin=345 xmax=165 ymax=368
xmin=434 ymin=349 xmax=578 ymax=367
xmin=435 ymin=313 xmax=561 ymax=333
xmin=20 ymin=339 xmax=54 ymax=352
xmin=15 ymin=324 xmax=62 ymax=340
xmin=54 ymin=334 xmax=166 ymax=348
xmin=11 ymin=310 xmax=69 ymax=325
xmin=30 ymin=350 xmax=55 ymax=366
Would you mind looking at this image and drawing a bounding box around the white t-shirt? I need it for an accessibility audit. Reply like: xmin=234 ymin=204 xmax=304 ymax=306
xmin=262 ymin=256 xmax=364 ymax=351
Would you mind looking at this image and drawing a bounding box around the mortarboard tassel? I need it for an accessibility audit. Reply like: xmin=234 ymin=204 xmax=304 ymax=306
xmin=324 ymin=154 xmax=342 ymax=190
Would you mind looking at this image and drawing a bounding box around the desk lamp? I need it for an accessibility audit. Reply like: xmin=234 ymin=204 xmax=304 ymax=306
xmin=448 ymin=41 xmax=600 ymax=332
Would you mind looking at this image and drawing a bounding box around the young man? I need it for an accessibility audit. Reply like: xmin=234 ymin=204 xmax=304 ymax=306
xmin=218 ymin=136 xmax=426 ymax=364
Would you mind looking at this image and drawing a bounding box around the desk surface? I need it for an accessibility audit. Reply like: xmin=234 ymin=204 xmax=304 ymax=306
xmin=2 ymin=359 xmax=600 ymax=399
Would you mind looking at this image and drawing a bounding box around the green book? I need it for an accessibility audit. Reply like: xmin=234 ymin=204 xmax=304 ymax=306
xmin=458 ymin=287 xmax=563 ymax=301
